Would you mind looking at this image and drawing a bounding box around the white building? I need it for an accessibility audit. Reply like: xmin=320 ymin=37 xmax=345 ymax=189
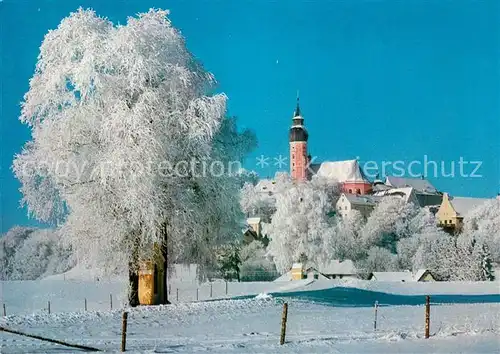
xmin=336 ymin=193 xmax=380 ymax=219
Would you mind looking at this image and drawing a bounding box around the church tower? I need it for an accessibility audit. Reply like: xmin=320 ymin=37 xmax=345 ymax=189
xmin=289 ymin=96 xmax=309 ymax=181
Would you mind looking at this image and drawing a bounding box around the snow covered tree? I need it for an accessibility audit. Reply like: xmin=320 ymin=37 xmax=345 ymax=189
xmin=263 ymin=176 xmax=335 ymax=274
xmin=239 ymin=240 xmax=277 ymax=281
xmin=356 ymin=246 xmax=397 ymax=275
xmin=478 ymin=243 xmax=495 ymax=281
xmin=13 ymin=8 xmax=254 ymax=305
xmin=325 ymin=210 xmax=366 ymax=262
xmin=240 ymin=181 xmax=276 ymax=222
xmin=462 ymin=199 xmax=500 ymax=263
xmin=217 ymin=243 xmax=241 ymax=281
xmin=0 ymin=226 xmax=72 ymax=280
xmin=361 ymin=196 xmax=419 ymax=252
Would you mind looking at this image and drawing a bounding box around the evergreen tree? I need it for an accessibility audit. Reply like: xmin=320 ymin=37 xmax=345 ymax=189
xmin=480 ymin=243 xmax=495 ymax=281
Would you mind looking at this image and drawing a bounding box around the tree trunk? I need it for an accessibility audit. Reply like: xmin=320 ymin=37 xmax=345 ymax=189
xmin=128 ymin=245 xmax=140 ymax=307
xmin=161 ymin=222 xmax=171 ymax=304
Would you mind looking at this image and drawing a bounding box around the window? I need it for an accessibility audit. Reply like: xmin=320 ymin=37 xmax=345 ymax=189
xmin=339 ymin=275 xmax=343 ymax=279
xmin=332 ymin=275 xmax=336 ymax=279
xmin=444 ymin=220 xmax=448 ymax=224
xmin=314 ymin=274 xmax=319 ymax=279
xmin=449 ymin=219 xmax=452 ymax=224
xmin=348 ymin=189 xmax=352 ymax=193
xmin=356 ymin=189 xmax=361 ymax=194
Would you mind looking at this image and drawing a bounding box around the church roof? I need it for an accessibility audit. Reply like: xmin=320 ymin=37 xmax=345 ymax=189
xmin=315 ymin=160 xmax=370 ymax=183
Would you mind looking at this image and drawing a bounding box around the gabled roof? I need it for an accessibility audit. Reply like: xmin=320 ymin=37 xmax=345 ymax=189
xmin=340 ymin=193 xmax=380 ymax=206
xmin=385 ymin=176 xmax=439 ymax=194
xmin=318 ymin=260 xmax=357 ymax=275
xmin=372 ymin=183 xmax=392 ymax=192
xmin=449 ymin=196 xmax=489 ymax=217
xmin=370 ymin=271 xmax=414 ymax=282
xmin=414 ymin=269 xmax=433 ymax=281
xmin=316 ymin=160 xmax=370 ymax=183
xmin=373 ymin=187 xmax=419 ymax=204
xmin=247 ymin=217 xmax=261 ymax=225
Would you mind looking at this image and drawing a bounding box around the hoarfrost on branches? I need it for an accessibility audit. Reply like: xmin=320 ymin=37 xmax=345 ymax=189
xmin=263 ymin=176 xmax=336 ymax=274
xmin=12 ymin=8 xmax=255 ymax=288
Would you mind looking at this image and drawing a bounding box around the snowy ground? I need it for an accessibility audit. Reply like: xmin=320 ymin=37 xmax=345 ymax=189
xmin=1 ymin=279 xmax=499 ymax=353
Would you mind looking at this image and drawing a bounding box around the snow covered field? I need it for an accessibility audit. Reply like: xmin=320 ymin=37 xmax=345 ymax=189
xmin=1 ymin=279 xmax=499 ymax=353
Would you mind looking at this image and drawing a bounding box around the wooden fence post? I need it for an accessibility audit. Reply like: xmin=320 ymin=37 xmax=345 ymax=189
xmin=196 ymin=288 xmax=199 ymax=301
xmin=3 ymin=304 xmax=6 ymax=317
xmin=225 ymin=281 xmax=228 ymax=295
xmin=110 ymin=294 xmax=113 ymax=310
xmin=280 ymin=302 xmax=288 ymax=345
xmin=425 ymin=295 xmax=430 ymax=339
xmin=210 ymin=282 xmax=213 ymax=298
xmin=48 ymin=301 xmax=51 ymax=314
xmin=374 ymin=301 xmax=378 ymax=331
xmin=84 ymin=298 xmax=87 ymax=311
xmin=121 ymin=311 xmax=128 ymax=352
xmin=176 ymin=288 xmax=179 ymax=302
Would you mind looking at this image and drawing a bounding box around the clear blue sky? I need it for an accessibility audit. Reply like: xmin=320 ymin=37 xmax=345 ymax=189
xmin=1 ymin=0 xmax=499 ymax=232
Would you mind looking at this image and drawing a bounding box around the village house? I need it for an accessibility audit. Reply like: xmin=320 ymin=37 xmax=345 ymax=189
xmin=318 ymin=260 xmax=358 ymax=280
xmin=384 ymin=176 xmax=442 ymax=207
xmin=372 ymin=186 xmax=419 ymax=205
xmin=283 ymin=260 xmax=358 ymax=281
xmin=336 ymin=193 xmax=380 ymax=219
xmin=436 ymin=192 xmax=490 ymax=231
xmin=368 ymin=269 xmax=435 ymax=282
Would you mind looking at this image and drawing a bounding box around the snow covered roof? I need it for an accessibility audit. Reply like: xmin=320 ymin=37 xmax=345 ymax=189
xmin=319 ymin=260 xmax=357 ymax=275
xmin=292 ymin=263 xmax=303 ymax=269
xmin=372 ymin=183 xmax=392 ymax=192
xmin=385 ymin=176 xmax=439 ymax=194
xmin=449 ymin=196 xmax=489 ymax=217
xmin=255 ymin=179 xmax=277 ymax=195
xmin=247 ymin=217 xmax=261 ymax=225
xmin=342 ymin=193 xmax=380 ymax=206
xmin=316 ymin=160 xmax=369 ymax=183
xmin=413 ymin=269 xmax=432 ymax=281
xmin=373 ymin=187 xmax=418 ymax=204
xmin=370 ymin=271 xmax=414 ymax=282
